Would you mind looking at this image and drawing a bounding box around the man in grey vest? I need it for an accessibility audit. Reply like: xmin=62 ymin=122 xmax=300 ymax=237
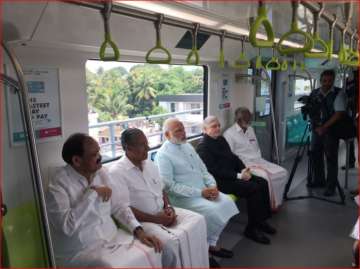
xmin=308 ymin=69 xmax=346 ymax=196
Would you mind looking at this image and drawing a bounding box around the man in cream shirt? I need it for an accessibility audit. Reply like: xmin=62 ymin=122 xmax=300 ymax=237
xmin=224 ymin=107 xmax=288 ymax=210
xmin=109 ymin=128 xmax=209 ymax=268
xmin=46 ymin=133 xmax=176 ymax=267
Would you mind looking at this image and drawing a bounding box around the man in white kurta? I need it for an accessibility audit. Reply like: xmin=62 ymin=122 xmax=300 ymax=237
xmin=109 ymin=129 xmax=209 ymax=267
xmin=46 ymin=133 xmax=176 ymax=267
xmin=224 ymin=107 xmax=288 ymax=209
xmin=156 ymin=118 xmax=239 ymax=258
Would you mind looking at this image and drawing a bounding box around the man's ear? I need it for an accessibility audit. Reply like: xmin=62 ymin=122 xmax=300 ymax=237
xmin=72 ymin=155 xmax=81 ymax=167
xmin=164 ymin=131 xmax=170 ymax=139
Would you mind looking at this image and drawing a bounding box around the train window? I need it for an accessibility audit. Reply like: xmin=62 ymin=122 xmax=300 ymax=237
xmin=86 ymin=60 xmax=206 ymax=162
xmin=293 ymin=78 xmax=312 ymax=111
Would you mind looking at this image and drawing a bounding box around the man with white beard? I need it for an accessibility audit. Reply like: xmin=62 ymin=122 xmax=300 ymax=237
xmin=156 ymin=118 xmax=239 ymax=260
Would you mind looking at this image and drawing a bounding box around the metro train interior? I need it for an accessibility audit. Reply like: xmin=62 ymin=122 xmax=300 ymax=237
xmin=1 ymin=0 xmax=359 ymax=267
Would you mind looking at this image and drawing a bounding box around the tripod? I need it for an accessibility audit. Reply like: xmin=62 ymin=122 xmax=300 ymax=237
xmin=283 ymin=122 xmax=346 ymax=205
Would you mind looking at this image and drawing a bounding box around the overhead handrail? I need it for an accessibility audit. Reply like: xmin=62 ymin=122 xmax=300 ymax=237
xmin=277 ymin=1 xmax=314 ymax=55
xmin=304 ymin=3 xmax=329 ymax=59
xmin=218 ymin=30 xmax=226 ymax=68
xmin=145 ymin=14 xmax=172 ymax=64
xmin=2 ymin=42 xmax=56 ymax=267
xmin=99 ymin=0 xmax=120 ymax=61
xmin=232 ymin=36 xmax=250 ymax=69
xmin=249 ymin=1 xmax=275 ymax=48
xmin=255 ymin=48 xmax=263 ymax=69
xmin=65 ymin=1 xmax=358 ymax=52
xmin=326 ymin=14 xmax=338 ymax=60
xmin=266 ymin=48 xmax=281 ymax=70
xmin=186 ymin=23 xmax=200 ymax=65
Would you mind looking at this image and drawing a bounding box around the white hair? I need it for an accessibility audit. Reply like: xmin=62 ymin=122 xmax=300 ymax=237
xmin=203 ymin=115 xmax=219 ymax=129
xmin=162 ymin=118 xmax=181 ymax=133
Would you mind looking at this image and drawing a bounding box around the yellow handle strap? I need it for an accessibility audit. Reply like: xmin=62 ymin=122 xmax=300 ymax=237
xmin=187 ymin=23 xmax=200 ymax=65
xmin=265 ymin=56 xmax=281 ymax=71
xmin=146 ymin=15 xmax=172 ymax=64
xmin=249 ymin=5 xmax=275 ymax=48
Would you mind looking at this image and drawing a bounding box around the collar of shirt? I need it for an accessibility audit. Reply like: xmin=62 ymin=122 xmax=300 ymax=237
xmin=120 ymin=155 xmax=145 ymax=171
xmin=65 ymin=164 xmax=92 ymax=188
xmin=235 ymin=123 xmax=246 ymax=134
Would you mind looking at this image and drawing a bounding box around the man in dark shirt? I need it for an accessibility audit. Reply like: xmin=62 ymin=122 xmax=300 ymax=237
xmin=196 ymin=116 xmax=276 ymax=245
xmin=309 ymin=69 xmax=347 ymax=196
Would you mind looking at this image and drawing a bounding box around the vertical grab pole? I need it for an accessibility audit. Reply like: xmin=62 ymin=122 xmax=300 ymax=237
xmin=260 ymin=67 xmax=280 ymax=164
xmin=2 ymin=42 xmax=56 ymax=267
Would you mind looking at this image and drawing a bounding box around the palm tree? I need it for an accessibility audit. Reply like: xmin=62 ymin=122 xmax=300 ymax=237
xmin=134 ymin=73 xmax=157 ymax=101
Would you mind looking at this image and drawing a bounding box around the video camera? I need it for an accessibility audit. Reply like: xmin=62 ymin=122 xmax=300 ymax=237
xmin=297 ymin=95 xmax=322 ymax=127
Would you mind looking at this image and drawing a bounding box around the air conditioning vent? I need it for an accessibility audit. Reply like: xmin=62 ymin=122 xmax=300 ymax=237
xmin=175 ymin=30 xmax=210 ymax=50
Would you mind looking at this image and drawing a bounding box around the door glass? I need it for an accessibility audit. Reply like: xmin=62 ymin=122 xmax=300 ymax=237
xmin=253 ymin=69 xmax=274 ymax=161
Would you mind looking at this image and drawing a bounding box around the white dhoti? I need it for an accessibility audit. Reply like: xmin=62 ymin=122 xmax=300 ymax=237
xmin=246 ymin=158 xmax=288 ymax=209
xmin=57 ymin=229 xmax=165 ymax=268
xmin=141 ymin=208 xmax=209 ymax=268
xmin=170 ymin=192 xmax=239 ymax=246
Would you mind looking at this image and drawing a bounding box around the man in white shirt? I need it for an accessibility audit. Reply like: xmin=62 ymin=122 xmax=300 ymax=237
xmin=224 ymin=107 xmax=288 ymax=210
xmin=109 ymin=128 xmax=209 ymax=268
xmin=46 ymin=133 xmax=176 ymax=267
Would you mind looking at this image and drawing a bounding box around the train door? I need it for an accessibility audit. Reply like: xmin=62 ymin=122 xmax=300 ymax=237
xmin=1 ymin=54 xmax=53 ymax=267
xmin=252 ymin=69 xmax=276 ymax=161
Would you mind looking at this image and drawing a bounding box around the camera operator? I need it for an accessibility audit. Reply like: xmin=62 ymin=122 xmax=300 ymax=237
xmin=308 ymin=69 xmax=347 ymax=197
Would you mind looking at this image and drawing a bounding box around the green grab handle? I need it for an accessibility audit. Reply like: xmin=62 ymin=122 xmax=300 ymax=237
xmin=232 ymin=52 xmax=250 ymax=69
xmin=281 ymin=59 xmax=288 ymax=71
xmin=219 ymin=48 xmax=225 ymax=68
xmin=186 ymin=49 xmax=200 ymax=65
xmin=99 ymin=33 xmax=120 ymax=61
xmin=291 ymin=59 xmax=297 ymax=71
xmin=343 ymin=48 xmax=359 ymax=66
xmin=326 ymin=40 xmax=334 ymax=60
xmin=304 ymin=33 xmax=329 ymax=59
xmin=265 ymin=56 xmax=281 ymax=70
xmin=277 ymin=22 xmax=314 ymax=55
xmin=299 ymin=61 xmax=305 ymax=71
xmin=255 ymin=55 xmax=263 ymax=69
xmin=249 ymin=6 xmax=275 ymax=48
xmin=338 ymin=45 xmax=348 ymax=64
xmin=145 ymin=45 xmax=172 ymax=64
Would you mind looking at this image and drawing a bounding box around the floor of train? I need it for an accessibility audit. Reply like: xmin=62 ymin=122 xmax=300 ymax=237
xmin=217 ymin=142 xmax=358 ymax=267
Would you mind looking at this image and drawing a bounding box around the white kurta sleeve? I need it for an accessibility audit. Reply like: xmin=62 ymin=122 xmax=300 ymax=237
xmin=103 ymin=170 xmax=141 ymax=232
xmin=46 ymin=181 xmax=98 ymax=236
xmin=156 ymin=152 xmax=202 ymax=198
